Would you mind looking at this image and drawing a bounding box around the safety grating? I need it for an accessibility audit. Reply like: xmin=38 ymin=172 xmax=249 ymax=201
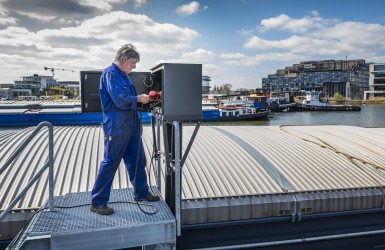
xmin=11 ymin=187 xmax=176 ymax=250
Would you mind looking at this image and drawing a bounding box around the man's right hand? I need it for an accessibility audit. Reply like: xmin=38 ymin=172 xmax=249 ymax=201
xmin=137 ymin=94 xmax=150 ymax=104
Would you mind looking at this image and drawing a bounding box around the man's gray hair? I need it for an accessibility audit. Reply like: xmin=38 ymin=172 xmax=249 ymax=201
xmin=114 ymin=44 xmax=140 ymax=64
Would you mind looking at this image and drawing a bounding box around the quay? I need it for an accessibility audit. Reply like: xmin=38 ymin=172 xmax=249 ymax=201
xmin=1 ymin=124 xmax=385 ymax=249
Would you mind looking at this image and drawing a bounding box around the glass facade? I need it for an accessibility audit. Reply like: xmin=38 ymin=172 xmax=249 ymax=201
xmin=202 ymin=75 xmax=211 ymax=94
xmin=262 ymin=59 xmax=369 ymax=99
xmin=14 ymin=74 xmax=56 ymax=96
xmin=374 ymin=65 xmax=385 ymax=71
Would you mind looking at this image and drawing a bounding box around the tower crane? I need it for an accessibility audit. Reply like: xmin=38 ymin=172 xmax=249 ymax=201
xmin=44 ymin=67 xmax=75 ymax=78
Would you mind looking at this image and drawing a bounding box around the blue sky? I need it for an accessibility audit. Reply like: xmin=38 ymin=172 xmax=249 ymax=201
xmin=1 ymin=0 xmax=385 ymax=89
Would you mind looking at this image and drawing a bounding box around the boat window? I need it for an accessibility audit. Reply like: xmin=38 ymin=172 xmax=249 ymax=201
xmin=235 ymin=111 xmax=239 ymax=116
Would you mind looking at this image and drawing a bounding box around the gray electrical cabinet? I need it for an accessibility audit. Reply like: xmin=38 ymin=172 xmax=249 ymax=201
xmin=150 ymin=63 xmax=202 ymax=121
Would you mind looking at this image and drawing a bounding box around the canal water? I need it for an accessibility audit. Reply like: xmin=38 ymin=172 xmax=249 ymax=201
xmin=202 ymin=104 xmax=385 ymax=127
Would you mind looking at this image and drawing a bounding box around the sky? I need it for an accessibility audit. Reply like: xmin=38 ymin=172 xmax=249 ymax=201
xmin=1 ymin=0 xmax=385 ymax=90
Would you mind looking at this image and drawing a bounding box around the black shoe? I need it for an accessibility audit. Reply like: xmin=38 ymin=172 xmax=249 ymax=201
xmin=90 ymin=205 xmax=114 ymax=215
xmin=136 ymin=194 xmax=160 ymax=202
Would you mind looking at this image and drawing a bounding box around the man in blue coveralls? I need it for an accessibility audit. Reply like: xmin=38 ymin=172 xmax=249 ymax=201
xmin=90 ymin=44 xmax=160 ymax=215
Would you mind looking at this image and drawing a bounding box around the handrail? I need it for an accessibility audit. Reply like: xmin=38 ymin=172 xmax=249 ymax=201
xmin=0 ymin=121 xmax=55 ymax=222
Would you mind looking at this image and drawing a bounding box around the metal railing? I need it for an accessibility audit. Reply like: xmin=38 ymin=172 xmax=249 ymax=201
xmin=0 ymin=121 xmax=55 ymax=222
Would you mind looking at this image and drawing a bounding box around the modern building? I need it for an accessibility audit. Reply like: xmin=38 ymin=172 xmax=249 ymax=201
xmin=13 ymin=74 xmax=56 ymax=97
xmin=364 ymin=63 xmax=385 ymax=100
xmin=0 ymin=83 xmax=14 ymax=99
xmin=202 ymin=75 xmax=211 ymax=94
xmin=0 ymin=88 xmax=12 ymax=100
xmin=262 ymin=59 xmax=369 ymax=99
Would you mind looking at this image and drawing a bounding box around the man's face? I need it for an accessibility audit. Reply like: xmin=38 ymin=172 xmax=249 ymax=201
xmin=122 ymin=58 xmax=138 ymax=74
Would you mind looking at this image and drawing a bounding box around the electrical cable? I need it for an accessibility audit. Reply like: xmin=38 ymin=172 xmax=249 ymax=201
xmin=149 ymin=114 xmax=157 ymax=188
xmin=132 ymin=103 xmax=158 ymax=215
xmin=5 ymin=205 xmax=45 ymax=250
xmin=148 ymin=96 xmax=163 ymax=189
xmin=142 ymin=76 xmax=153 ymax=88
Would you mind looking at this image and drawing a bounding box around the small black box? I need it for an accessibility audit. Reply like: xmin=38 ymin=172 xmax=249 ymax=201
xmin=150 ymin=63 xmax=202 ymax=121
xmin=80 ymin=70 xmax=102 ymax=113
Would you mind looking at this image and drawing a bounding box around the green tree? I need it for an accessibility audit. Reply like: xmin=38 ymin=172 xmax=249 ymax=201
xmin=332 ymin=92 xmax=344 ymax=100
xmin=216 ymin=83 xmax=232 ymax=95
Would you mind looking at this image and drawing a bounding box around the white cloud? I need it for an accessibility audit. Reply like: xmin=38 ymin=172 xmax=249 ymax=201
xmin=259 ymin=12 xmax=329 ymax=33
xmin=312 ymin=22 xmax=385 ymax=55
xmin=244 ymin=35 xmax=337 ymax=55
xmin=176 ymin=1 xmax=200 ymax=16
xmin=0 ymin=0 xmax=133 ymax=24
xmin=259 ymin=14 xmax=291 ymax=31
xmin=219 ymin=53 xmax=247 ymax=60
xmin=131 ymin=0 xmax=147 ymax=8
xmin=244 ymin=13 xmax=385 ymax=63
xmin=0 ymin=11 xmax=200 ymax=82
xmin=0 ymin=10 xmax=18 ymax=26
xmin=223 ymin=52 xmax=306 ymax=66
xmin=180 ymin=49 xmax=215 ymax=62
xmin=238 ymin=29 xmax=254 ymax=36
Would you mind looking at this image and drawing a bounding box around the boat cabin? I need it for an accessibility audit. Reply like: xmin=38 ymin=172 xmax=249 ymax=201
xmin=302 ymin=91 xmax=328 ymax=106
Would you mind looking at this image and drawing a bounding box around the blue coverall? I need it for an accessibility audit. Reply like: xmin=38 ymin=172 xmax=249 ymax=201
xmin=91 ymin=63 xmax=150 ymax=206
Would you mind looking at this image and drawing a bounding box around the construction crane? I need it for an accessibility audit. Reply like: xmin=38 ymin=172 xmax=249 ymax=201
xmin=44 ymin=67 xmax=75 ymax=78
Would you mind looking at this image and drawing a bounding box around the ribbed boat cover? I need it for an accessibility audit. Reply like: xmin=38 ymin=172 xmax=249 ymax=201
xmin=1 ymin=125 xmax=385 ymax=225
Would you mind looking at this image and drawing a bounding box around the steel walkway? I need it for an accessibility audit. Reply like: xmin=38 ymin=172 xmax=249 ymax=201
xmin=9 ymin=187 xmax=175 ymax=250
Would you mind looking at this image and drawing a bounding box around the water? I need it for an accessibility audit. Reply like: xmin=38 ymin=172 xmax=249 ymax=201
xmin=201 ymin=104 xmax=385 ymax=127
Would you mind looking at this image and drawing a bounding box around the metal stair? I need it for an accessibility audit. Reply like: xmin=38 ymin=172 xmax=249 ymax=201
xmin=8 ymin=187 xmax=176 ymax=250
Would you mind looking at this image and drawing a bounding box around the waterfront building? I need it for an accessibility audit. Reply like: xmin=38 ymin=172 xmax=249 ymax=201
xmin=0 ymin=88 xmax=12 ymax=100
xmin=364 ymin=63 xmax=385 ymax=100
xmin=262 ymin=59 xmax=369 ymax=99
xmin=14 ymin=74 xmax=56 ymax=97
xmin=0 ymin=83 xmax=14 ymax=99
xmin=202 ymin=75 xmax=211 ymax=94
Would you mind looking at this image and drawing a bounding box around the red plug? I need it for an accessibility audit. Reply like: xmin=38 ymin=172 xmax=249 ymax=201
xmin=149 ymin=90 xmax=160 ymax=100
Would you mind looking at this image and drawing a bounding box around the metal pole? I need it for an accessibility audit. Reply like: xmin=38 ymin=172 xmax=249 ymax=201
xmin=156 ymin=116 xmax=162 ymax=190
xmin=196 ymin=229 xmax=385 ymax=250
xmin=181 ymin=121 xmax=201 ymax=167
xmin=163 ymin=121 xmax=173 ymax=211
xmin=48 ymin=122 xmax=54 ymax=211
xmin=172 ymin=121 xmax=181 ymax=237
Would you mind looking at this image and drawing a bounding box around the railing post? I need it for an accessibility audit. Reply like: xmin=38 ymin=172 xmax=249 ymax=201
xmin=48 ymin=122 xmax=54 ymax=211
xmin=0 ymin=121 xmax=55 ymax=222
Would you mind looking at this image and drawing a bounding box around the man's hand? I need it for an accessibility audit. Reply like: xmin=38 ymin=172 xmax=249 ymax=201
xmin=137 ymin=94 xmax=150 ymax=104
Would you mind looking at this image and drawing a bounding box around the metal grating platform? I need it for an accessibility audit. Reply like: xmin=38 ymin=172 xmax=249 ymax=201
xmin=10 ymin=187 xmax=176 ymax=250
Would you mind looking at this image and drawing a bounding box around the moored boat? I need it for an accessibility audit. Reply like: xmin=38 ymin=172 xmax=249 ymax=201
xmin=267 ymin=92 xmax=297 ymax=112
xmin=294 ymin=91 xmax=361 ymax=111
xmin=202 ymin=105 xmax=270 ymax=122
xmin=202 ymin=97 xmax=270 ymax=122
